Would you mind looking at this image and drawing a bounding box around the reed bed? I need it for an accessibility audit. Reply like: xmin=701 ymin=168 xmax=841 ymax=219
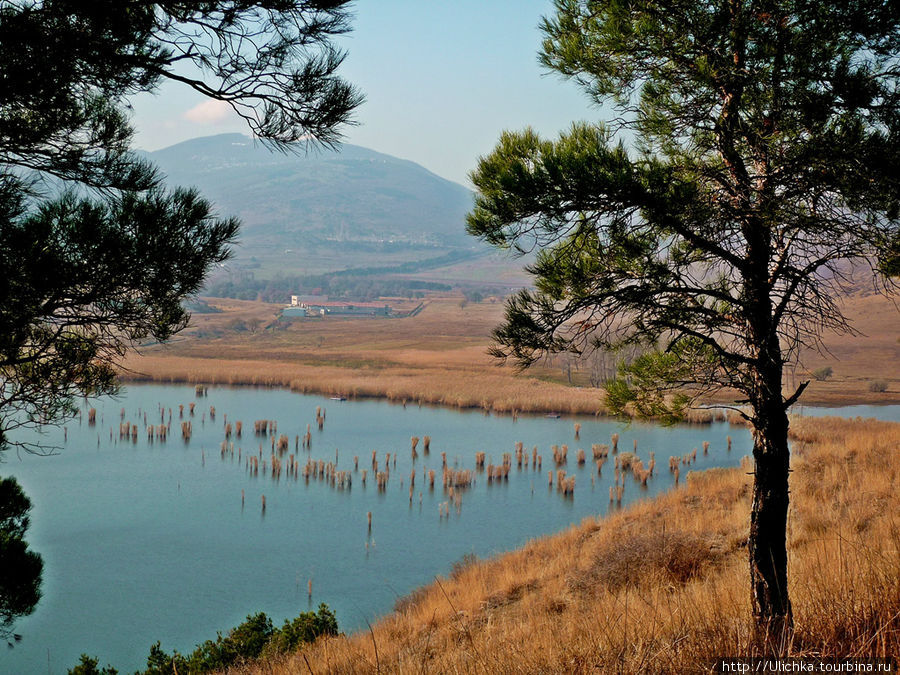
xmin=223 ymin=415 xmax=900 ymax=675
xmin=121 ymin=355 xmax=612 ymax=416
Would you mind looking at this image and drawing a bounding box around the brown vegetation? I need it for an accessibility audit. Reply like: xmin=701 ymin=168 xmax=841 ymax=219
xmin=223 ymin=416 xmax=899 ymax=674
xmin=121 ymin=293 xmax=899 ymax=411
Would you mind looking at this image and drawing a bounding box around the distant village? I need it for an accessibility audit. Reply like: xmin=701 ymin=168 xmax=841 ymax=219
xmin=283 ymin=295 xmax=392 ymax=318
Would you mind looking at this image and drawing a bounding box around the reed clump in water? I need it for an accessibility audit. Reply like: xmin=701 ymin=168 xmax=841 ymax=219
xmin=556 ymin=470 xmax=575 ymax=496
xmin=442 ymin=468 xmax=473 ymax=490
xmin=376 ymin=471 xmax=389 ymax=491
xmin=592 ymin=444 xmax=609 ymax=460
xmin=316 ymin=406 xmax=325 ymax=430
xmin=200 ymin=418 xmax=900 ymax=675
xmin=515 ymin=441 xmax=525 ymax=468
xmin=552 ymin=445 xmax=568 ymax=466
xmin=616 ymin=452 xmax=636 ymax=472
xmin=485 ymin=463 xmax=510 ymax=483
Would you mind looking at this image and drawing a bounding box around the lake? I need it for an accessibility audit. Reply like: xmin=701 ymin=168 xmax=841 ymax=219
xmin=1 ymin=384 xmax=896 ymax=673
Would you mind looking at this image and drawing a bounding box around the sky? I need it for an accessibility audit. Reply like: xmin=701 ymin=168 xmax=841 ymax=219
xmin=130 ymin=1 xmax=602 ymax=187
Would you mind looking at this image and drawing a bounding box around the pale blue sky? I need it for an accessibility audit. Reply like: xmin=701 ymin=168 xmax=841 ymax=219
xmin=130 ymin=1 xmax=601 ymax=186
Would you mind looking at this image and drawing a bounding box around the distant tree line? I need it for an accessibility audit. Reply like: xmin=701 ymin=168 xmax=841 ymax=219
xmin=205 ymin=272 xmax=452 ymax=303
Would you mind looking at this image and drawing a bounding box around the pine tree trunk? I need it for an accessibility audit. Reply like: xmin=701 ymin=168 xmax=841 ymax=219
xmin=749 ymin=369 xmax=793 ymax=646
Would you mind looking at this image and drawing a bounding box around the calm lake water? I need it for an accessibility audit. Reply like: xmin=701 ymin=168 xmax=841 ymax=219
xmin=1 ymin=384 xmax=896 ymax=673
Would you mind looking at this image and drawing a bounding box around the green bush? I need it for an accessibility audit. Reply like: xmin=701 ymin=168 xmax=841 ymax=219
xmin=262 ymin=604 xmax=339 ymax=657
xmin=73 ymin=604 xmax=338 ymax=675
xmin=67 ymin=654 xmax=118 ymax=675
xmin=812 ymin=366 xmax=833 ymax=381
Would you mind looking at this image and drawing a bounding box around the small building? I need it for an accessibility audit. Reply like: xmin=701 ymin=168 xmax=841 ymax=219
xmin=282 ymin=300 xmax=391 ymax=318
xmin=303 ymin=301 xmax=391 ymax=316
xmin=291 ymin=294 xmax=328 ymax=307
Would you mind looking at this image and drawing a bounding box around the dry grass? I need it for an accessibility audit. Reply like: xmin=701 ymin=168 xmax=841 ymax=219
xmin=121 ymin=297 xmax=612 ymax=415
xmin=222 ymin=416 xmax=900 ymax=674
xmin=120 ymin=353 xmax=608 ymax=415
xmin=124 ymin=292 xmax=900 ymax=411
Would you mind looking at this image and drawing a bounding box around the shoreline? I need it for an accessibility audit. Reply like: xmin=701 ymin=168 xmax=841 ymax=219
xmin=229 ymin=414 xmax=900 ymax=674
xmin=118 ymin=355 xmax=900 ymax=421
xmin=119 ymin=293 xmax=899 ymax=415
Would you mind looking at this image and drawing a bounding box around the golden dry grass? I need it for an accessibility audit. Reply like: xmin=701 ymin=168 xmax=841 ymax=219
xmin=123 ymin=297 xmax=611 ymax=414
xmin=222 ymin=416 xmax=899 ymax=674
xmin=123 ymin=292 xmax=900 ymax=412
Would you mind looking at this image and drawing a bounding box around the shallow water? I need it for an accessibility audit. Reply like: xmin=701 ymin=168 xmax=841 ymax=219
xmin=794 ymin=403 xmax=900 ymax=422
xmin=1 ymin=384 xmax=895 ymax=673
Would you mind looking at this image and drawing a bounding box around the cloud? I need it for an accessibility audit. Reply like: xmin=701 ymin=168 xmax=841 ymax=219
xmin=183 ymin=99 xmax=232 ymax=124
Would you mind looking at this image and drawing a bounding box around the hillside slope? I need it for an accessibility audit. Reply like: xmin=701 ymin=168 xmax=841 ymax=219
xmin=146 ymin=134 xmax=477 ymax=273
xmin=226 ymin=416 xmax=899 ymax=674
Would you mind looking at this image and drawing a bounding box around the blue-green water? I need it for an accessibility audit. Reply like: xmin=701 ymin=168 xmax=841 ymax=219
xmin=794 ymin=404 xmax=900 ymax=422
xmin=1 ymin=384 xmax=896 ymax=674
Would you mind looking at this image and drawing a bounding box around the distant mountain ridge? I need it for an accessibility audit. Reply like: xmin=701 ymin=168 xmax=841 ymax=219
xmin=145 ymin=134 xmax=475 ymax=258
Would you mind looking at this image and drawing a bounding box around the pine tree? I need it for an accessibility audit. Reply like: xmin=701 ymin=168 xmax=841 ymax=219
xmin=468 ymin=0 xmax=899 ymax=641
xmin=0 ymin=1 xmax=362 ymax=451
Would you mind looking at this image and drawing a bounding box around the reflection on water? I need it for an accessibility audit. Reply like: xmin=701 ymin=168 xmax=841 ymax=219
xmin=2 ymin=384 xmax=895 ymax=673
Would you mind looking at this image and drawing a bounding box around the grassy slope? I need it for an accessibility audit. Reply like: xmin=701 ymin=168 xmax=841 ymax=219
xmin=225 ymin=416 xmax=899 ymax=674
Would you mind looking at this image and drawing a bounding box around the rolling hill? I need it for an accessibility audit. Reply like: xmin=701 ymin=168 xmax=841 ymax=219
xmin=145 ymin=134 xmax=478 ymax=274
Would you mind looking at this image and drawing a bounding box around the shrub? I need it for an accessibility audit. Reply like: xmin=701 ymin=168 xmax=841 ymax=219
xmin=450 ymin=552 xmax=479 ymax=580
xmin=72 ymin=605 xmax=339 ymax=675
xmin=812 ymin=366 xmax=833 ymax=381
xmin=263 ymin=604 xmax=339 ymax=656
xmin=68 ymin=655 xmax=118 ymax=675
xmin=570 ymin=531 xmax=727 ymax=594
xmin=186 ymin=612 xmax=273 ymax=672
xmin=869 ymin=380 xmax=889 ymax=392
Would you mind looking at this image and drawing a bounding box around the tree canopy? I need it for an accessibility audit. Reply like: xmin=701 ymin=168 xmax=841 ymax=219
xmin=0 ymin=0 xmax=360 ymax=645
xmin=0 ymin=1 xmax=362 ymax=451
xmin=0 ymin=476 xmax=42 ymax=646
xmin=468 ymin=0 xmax=899 ymax=641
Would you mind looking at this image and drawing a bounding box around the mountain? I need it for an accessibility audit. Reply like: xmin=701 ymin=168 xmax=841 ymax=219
xmin=145 ymin=134 xmax=476 ymax=272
